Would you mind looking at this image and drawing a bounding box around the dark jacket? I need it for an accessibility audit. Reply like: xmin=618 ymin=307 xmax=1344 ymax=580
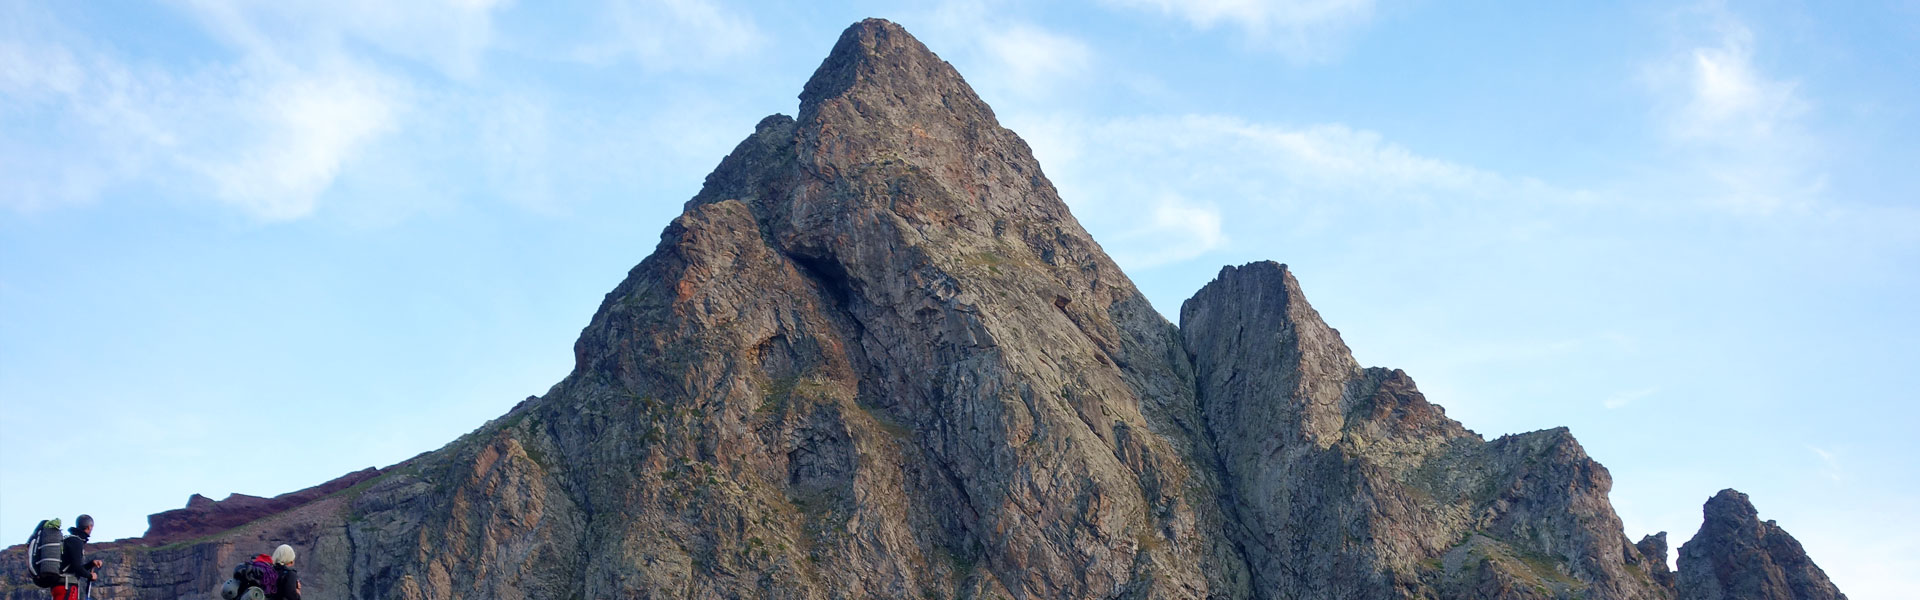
xmin=272 ymin=565 xmax=301 ymax=600
xmin=60 ymin=529 xmax=93 ymax=582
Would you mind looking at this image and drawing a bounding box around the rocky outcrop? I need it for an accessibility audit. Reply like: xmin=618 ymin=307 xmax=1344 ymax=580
xmin=1638 ymin=533 xmax=1677 ymax=591
xmin=139 ymin=468 xmax=383 ymax=546
xmin=1181 ymin=262 xmax=1671 ymax=599
xmin=1676 ymin=490 xmax=1847 ymax=600
xmin=2 ymin=18 xmax=1846 ymax=600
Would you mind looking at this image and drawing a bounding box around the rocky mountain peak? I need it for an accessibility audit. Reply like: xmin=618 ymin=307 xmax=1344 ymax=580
xmin=1678 ymin=489 xmax=1848 ymax=600
xmin=779 ymin=19 xmax=1079 ymax=255
xmin=799 ymin=19 xmax=977 ymax=121
xmin=561 ymin=17 xmax=1243 ymax=599
xmin=1 ymin=19 xmax=1852 ymax=600
xmin=1704 ymin=489 xmax=1762 ymax=523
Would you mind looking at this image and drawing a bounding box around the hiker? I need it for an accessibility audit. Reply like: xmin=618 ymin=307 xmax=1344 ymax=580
xmin=269 ymin=544 xmax=301 ymax=600
xmin=54 ymin=514 xmax=101 ymax=600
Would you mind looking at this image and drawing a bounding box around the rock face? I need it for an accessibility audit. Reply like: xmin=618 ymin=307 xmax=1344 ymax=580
xmin=2 ymin=18 xmax=1846 ymax=600
xmin=1181 ymin=262 xmax=1670 ymax=599
xmin=1676 ymin=490 xmax=1847 ymax=600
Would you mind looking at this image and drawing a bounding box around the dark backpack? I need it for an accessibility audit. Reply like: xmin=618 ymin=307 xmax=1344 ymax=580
xmin=256 ymin=556 xmax=281 ymax=596
xmin=23 ymin=519 xmax=62 ymax=588
xmin=231 ymin=555 xmax=279 ymax=595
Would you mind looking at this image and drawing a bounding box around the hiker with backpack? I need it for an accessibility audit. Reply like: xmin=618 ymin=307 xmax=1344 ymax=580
xmin=56 ymin=514 xmax=102 ymax=600
xmin=23 ymin=518 xmax=65 ymax=591
xmin=219 ymin=544 xmax=300 ymax=600
xmin=269 ymin=544 xmax=301 ymax=600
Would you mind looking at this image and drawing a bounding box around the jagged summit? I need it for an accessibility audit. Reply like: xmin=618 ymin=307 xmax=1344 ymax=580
xmin=797 ymin=19 xmax=1008 ymax=176
xmin=1183 ymin=261 xmax=1669 ymax=599
xmin=1678 ymin=490 xmax=1848 ymax=600
xmin=799 ymin=19 xmax=983 ymax=119
xmin=1702 ymin=489 xmax=1763 ymax=521
xmin=1 ymin=19 xmax=1848 ymax=600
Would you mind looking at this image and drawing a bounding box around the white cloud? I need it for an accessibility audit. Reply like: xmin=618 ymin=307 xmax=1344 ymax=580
xmin=180 ymin=0 xmax=509 ymax=79
xmin=1 ymin=1 xmax=768 ymax=222
xmin=0 ymin=40 xmax=115 ymax=212
xmin=1603 ymin=387 xmax=1659 ymax=410
xmin=1646 ymin=3 xmax=1822 ymax=214
xmin=1103 ymin=0 xmax=1375 ymax=61
xmin=0 ymin=33 xmax=406 ymax=221
xmin=1806 ymin=445 xmax=1842 ymax=482
xmin=1113 ymin=0 xmax=1373 ymax=31
xmin=0 ymin=0 xmax=541 ymax=221
xmin=998 ymin=111 xmax=1583 ymax=271
xmin=916 ymin=1 xmax=1098 ymax=102
xmin=1110 ymin=194 xmax=1229 ymax=268
xmin=1080 ymin=114 xmax=1525 ymax=198
xmin=1672 ymin=17 xmax=1802 ymax=142
xmin=570 ymin=0 xmax=764 ymax=71
xmin=979 ymin=25 xmax=1094 ymax=97
xmin=185 ymin=64 xmax=404 ymax=220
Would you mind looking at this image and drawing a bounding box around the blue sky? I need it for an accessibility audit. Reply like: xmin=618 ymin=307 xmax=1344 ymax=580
xmin=3 ymin=0 xmax=1915 ymax=595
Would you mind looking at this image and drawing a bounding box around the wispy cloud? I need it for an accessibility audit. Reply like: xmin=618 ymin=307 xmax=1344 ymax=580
xmin=190 ymin=63 xmax=405 ymax=221
xmin=998 ymin=111 xmax=1589 ymax=271
xmin=569 ymin=0 xmax=765 ymax=71
xmin=978 ymin=25 xmax=1093 ymax=98
xmin=1645 ymin=2 xmax=1822 ymax=214
xmin=1806 ymin=445 xmax=1842 ymax=482
xmin=0 ymin=1 xmax=439 ymax=221
xmin=1055 ymin=113 xmax=1565 ymax=203
xmin=1109 ymin=194 xmax=1229 ymax=268
xmin=180 ymin=0 xmax=509 ymax=79
xmin=1101 ymin=0 xmax=1375 ymax=61
xmin=0 ymin=0 xmax=760 ymax=222
xmin=1207 ymin=120 xmax=1501 ymax=192
xmin=918 ymin=1 xmax=1098 ymax=102
xmin=1675 ymin=27 xmax=1801 ymax=141
xmin=1603 ymin=387 xmax=1659 ymax=410
xmin=0 ymin=30 xmax=407 ymax=221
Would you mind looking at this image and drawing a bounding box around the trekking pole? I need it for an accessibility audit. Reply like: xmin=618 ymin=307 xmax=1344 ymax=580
xmin=83 ymin=562 xmax=99 ymax=600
